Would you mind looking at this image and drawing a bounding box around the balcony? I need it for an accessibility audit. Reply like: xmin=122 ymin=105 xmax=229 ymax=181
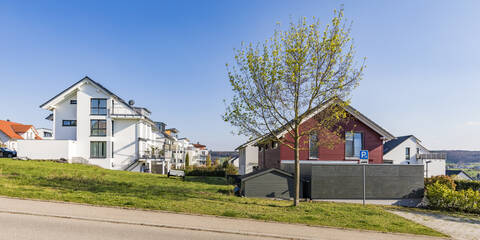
xmin=416 ymin=153 xmax=447 ymax=160
xmin=110 ymin=108 xmax=142 ymax=119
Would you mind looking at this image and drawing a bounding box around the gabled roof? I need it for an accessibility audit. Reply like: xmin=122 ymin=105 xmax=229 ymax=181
xmin=235 ymin=137 xmax=261 ymax=150
xmin=11 ymin=124 xmax=33 ymax=133
xmin=0 ymin=120 xmax=42 ymax=140
xmin=40 ymin=76 xmax=135 ymax=114
xmin=276 ymin=99 xmax=394 ymax=140
xmin=193 ymin=143 xmax=206 ymax=149
xmin=446 ymin=170 xmax=473 ymax=180
xmin=40 ymin=76 xmax=158 ymax=127
xmin=241 ymin=168 xmax=293 ymax=182
xmin=237 ymin=99 xmax=395 ymax=148
xmin=383 ymin=135 xmax=417 ymax=154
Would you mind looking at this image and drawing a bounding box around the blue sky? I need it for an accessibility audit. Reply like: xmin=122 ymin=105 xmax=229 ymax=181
xmin=1 ymin=0 xmax=479 ymax=151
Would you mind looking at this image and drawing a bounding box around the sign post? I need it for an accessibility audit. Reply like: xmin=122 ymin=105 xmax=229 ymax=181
xmin=359 ymin=150 xmax=369 ymax=206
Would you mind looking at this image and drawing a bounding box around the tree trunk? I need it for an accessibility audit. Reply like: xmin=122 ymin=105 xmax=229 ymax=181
xmin=294 ymin=128 xmax=300 ymax=206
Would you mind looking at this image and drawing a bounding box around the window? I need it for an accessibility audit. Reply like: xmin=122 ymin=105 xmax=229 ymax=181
xmin=309 ymin=133 xmax=318 ymax=159
xmin=416 ymin=148 xmax=420 ymax=155
xmin=345 ymin=132 xmax=363 ymax=158
xmin=111 ymin=120 xmax=114 ymax=137
xmin=90 ymin=141 xmax=106 ymax=158
xmin=405 ymin=147 xmax=410 ymax=160
xmin=91 ymin=120 xmax=107 ymax=136
xmin=62 ymin=120 xmax=77 ymax=126
xmin=91 ymin=98 xmax=107 ymax=115
xmin=112 ymin=142 xmax=114 ymax=158
xmin=70 ymin=99 xmax=77 ymax=104
xmin=43 ymin=132 xmax=52 ymax=137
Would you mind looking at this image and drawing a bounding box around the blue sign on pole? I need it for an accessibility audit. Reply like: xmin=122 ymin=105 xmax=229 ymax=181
xmin=360 ymin=150 xmax=369 ymax=160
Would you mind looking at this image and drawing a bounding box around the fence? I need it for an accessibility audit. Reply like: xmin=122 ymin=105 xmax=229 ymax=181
xmin=281 ymin=163 xmax=424 ymax=199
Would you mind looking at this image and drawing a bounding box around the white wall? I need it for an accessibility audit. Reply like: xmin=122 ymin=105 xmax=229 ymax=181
xmin=39 ymin=79 xmax=160 ymax=171
xmin=20 ymin=128 xmax=38 ymax=140
xmin=17 ymin=140 xmax=76 ymax=160
xmin=422 ymin=159 xmax=445 ymax=177
xmin=383 ymin=137 xmax=424 ymax=164
xmin=54 ymin=94 xmax=77 ymax=140
xmin=111 ymin=119 xmax=138 ymax=170
xmin=384 ymin=136 xmax=445 ymax=177
xmin=37 ymin=129 xmax=53 ymax=139
xmin=75 ymin=83 xmax=111 ymax=167
xmin=239 ymin=144 xmax=259 ymax=175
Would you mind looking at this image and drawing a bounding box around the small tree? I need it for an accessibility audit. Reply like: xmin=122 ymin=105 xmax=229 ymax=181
xmin=223 ymin=9 xmax=363 ymax=206
xmin=206 ymin=154 xmax=212 ymax=167
xmin=185 ymin=153 xmax=190 ymax=168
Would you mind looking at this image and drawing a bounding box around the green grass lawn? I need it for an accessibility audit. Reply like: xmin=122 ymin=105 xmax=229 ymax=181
xmin=0 ymin=158 xmax=444 ymax=237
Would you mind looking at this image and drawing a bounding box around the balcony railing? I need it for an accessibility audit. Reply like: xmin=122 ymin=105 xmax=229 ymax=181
xmin=417 ymin=153 xmax=447 ymax=160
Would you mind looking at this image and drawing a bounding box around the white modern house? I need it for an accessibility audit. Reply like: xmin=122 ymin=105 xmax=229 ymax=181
xmin=383 ymin=135 xmax=446 ymax=177
xmin=36 ymin=128 xmax=53 ymax=139
xmin=17 ymin=77 xmax=164 ymax=171
xmin=0 ymin=120 xmax=42 ymax=150
xmin=446 ymin=170 xmax=474 ymax=181
xmin=237 ymin=138 xmax=259 ymax=175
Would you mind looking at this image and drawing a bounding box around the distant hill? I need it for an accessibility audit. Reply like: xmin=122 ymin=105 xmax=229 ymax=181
xmin=432 ymin=150 xmax=480 ymax=164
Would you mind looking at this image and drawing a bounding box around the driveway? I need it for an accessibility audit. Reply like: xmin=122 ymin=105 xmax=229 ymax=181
xmin=0 ymin=197 xmax=447 ymax=240
xmin=390 ymin=210 xmax=480 ymax=240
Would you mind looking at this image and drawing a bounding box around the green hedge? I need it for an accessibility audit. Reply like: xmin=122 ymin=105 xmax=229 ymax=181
xmin=426 ymin=182 xmax=480 ymax=214
xmin=185 ymin=167 xmax=226 ymax=177
xmin=455 ymin=180 xmax=480 ymax=191
xmin=183 ymin=164 xmax=238 ymax=177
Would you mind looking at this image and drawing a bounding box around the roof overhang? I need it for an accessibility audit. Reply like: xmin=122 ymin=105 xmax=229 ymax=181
xmin=275 ymin=100 xmax=395 ymax=141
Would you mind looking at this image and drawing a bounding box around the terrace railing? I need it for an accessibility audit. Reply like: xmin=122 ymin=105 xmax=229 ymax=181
xmin=416 ymin=153 xmax=447 ymax=160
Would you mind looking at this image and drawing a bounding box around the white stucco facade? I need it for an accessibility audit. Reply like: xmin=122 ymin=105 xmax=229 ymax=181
xmin=238 ymin=142 xmax=259 ymax=175
xmin=20 ymin=77 xmax=162 ymax=171
xmin=383 ymin=136 xmax=446 ymax=177
xmin=37 ymin=128 xmax=53 ymax=139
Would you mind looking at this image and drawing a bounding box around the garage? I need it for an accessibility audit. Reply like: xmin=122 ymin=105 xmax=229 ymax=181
xmin=240 ymin=168 xmax=296 ymax=199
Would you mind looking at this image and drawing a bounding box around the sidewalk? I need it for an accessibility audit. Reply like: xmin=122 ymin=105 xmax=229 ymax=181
xmin=0 ymin=197 xmax=447 ymax=240
xmin=390 ymin=210 xmax=479 ymax=240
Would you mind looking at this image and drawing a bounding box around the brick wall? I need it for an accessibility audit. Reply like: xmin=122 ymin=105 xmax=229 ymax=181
xmin=259 ymin=112 xmax=384 ymax=169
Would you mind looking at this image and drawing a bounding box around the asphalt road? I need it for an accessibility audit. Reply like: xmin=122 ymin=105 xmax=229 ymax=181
xmin=0 ymin=212 xmax=274 ymax=240
xmin=0 ymin=197 xmax=447 ymax=240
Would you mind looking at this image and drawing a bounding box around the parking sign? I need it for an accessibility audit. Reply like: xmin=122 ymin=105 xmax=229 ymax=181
xmin=360 ymin=150 xmax=368 ymax=160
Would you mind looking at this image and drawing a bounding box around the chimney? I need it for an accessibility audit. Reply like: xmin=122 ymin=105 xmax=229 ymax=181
xmin=6 ymin=119 xmax=10 ymax=122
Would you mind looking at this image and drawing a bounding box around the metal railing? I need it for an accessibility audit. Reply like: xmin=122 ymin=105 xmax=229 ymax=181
xmin=416 ymin=153 xmax=447 ymax=160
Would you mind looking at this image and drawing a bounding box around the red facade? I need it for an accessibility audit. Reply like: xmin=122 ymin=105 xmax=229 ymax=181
xmin=258 ymin=112 xmax=385 ymax=169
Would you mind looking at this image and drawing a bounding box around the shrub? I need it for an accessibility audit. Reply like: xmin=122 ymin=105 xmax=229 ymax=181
xmin=185 ymin=153 xmax=190 ymax=168
xmin=224 ymin=163 xmax=238 ymax=175
xmin=206 ymin=155 xmax=211 ymax=167
xmin=185 ymin=166 xmax=226 ymax=177
xmin=455 ymin=180 xmax=480 ymax=191
xmin=425 ymin=175 xmax=456 ymax=190
xmin=426 ymin=182 xmax=480 ymax=214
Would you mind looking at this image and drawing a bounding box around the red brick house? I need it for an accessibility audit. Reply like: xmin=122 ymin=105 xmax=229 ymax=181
xmin=256 ymin=102 xmax=395 ymax=169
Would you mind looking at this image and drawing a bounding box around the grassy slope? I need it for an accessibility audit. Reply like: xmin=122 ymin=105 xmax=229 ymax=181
xmin=0 ymin=158 xmax=444 ymax=237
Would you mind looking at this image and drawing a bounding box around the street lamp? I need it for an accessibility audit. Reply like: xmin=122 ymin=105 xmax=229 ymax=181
xmin=425 ymin=160 xmax=432 ymax=178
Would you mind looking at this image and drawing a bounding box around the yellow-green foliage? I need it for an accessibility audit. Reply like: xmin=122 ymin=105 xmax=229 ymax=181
xmin=0 ymin=158 xmax=443 ymax=236
xmin=426 ymin=182 xmax=480 ymax=214
xmin=425 ymin=175 xmax=456 ymax=190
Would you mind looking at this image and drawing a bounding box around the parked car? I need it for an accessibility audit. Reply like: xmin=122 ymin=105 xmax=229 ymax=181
xmin=0 ymin=148 xmax=17 ymax=158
